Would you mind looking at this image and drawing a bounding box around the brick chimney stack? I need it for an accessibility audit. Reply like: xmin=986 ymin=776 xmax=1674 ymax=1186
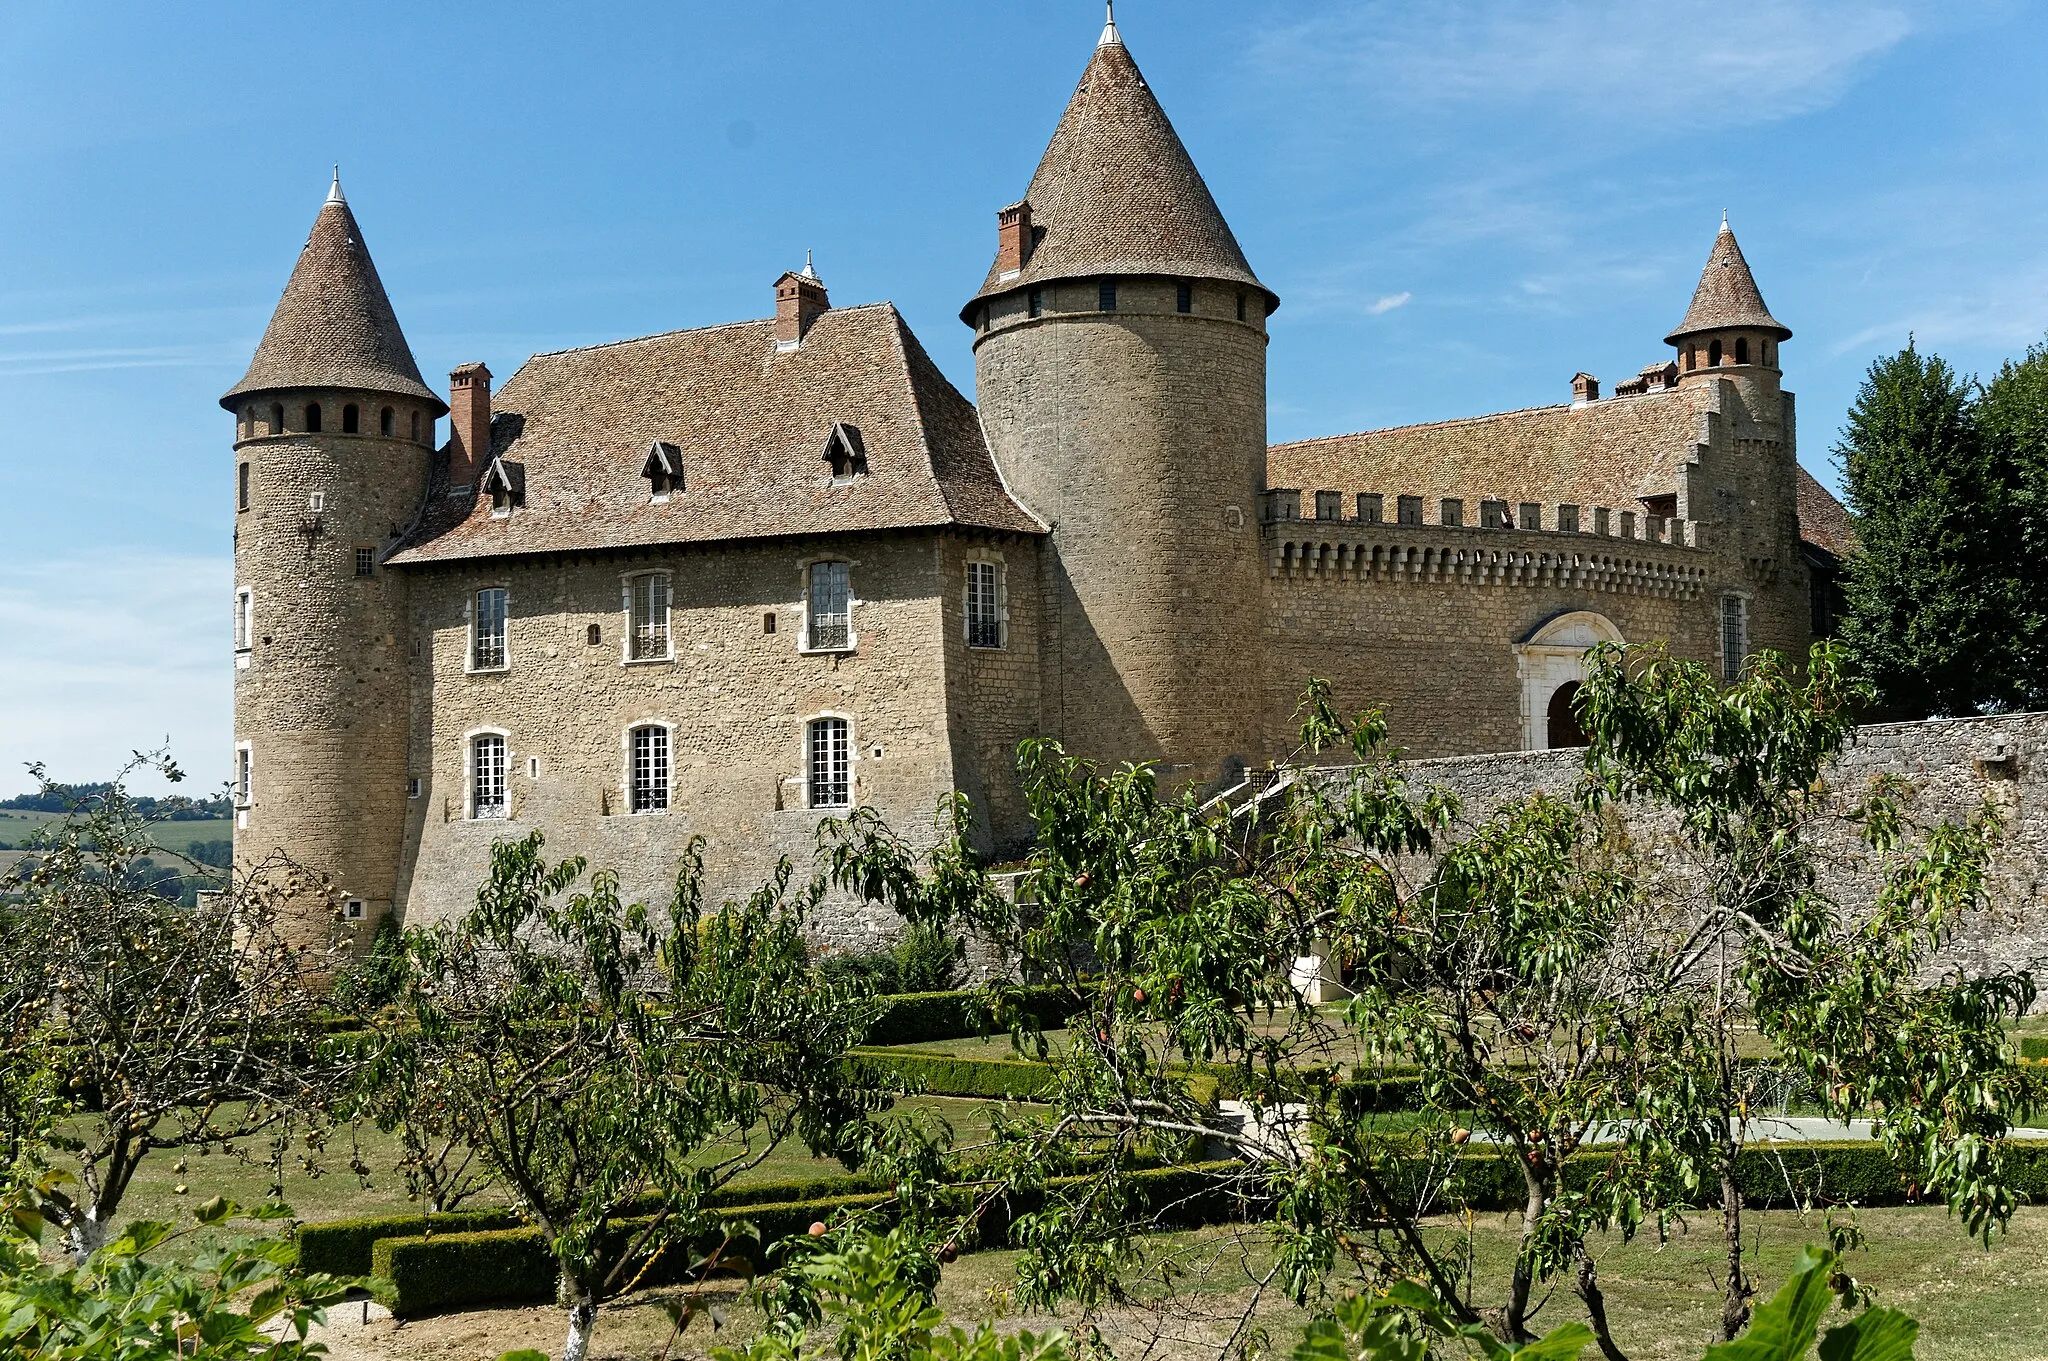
xmin=449 ymin=362 xmax=492 ymax=487
xmin=1571 ymin=371 xmax=1600 ymax=405
xmin=995 ymin=200 xmax=1033 ymax=277
xmin=774 ymin=255 xmax=830 ymax=350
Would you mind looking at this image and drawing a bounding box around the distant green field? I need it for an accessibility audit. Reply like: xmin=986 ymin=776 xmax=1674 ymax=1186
xmin=0 ymin=809 xmax=233 ymax=856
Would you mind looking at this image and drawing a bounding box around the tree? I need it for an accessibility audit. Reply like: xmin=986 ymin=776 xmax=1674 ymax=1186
xmin=1974 ymin=334 xmax=2048 ymax=708
xmin=376 ymin=832 xmax=892 ymax=1361
xmin=1834 ymin=341 xmax=2024 ymax=715
xmin=0 ymin=755 xmax=343 ymax=1259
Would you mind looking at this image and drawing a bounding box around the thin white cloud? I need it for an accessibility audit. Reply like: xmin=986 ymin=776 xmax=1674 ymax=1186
xmin=0 ymin=554 xmax=229 ymax=797
xmin=1368 ymin=291 xmax=1412 ymax=315
xmin=1252 ymin=1 xmax=1918 ymax=126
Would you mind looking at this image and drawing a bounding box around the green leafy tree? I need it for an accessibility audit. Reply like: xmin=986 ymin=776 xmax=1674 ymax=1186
xmin=1834 ymin=341 xmax=2024 ymax=715
xmin=376 ymin=832 xmax=892 ymax=1361
xmin=0 ymin=754 xmax=343 ymax=1259
xmin=1974 ymin=334 xmax=2048 ymax=707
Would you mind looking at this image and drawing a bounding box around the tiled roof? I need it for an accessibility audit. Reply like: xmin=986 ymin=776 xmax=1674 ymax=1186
xmin=1665 ymin=221 xmax=1792 ymax=345
xmin=220 ymin=187 xmax=443 ymax=411
xmin=1267 ymin=388 xmax=1710 ymax=512
xmin=1796 ymin=464 xmax=1857 ymax=558
xmin=387 ymin=303 xmax=1042 ymax=566
xmin=964 ymin=31 xmax=1273 ymax=318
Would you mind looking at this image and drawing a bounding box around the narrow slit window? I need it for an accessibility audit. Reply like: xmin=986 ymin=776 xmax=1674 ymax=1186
xmin=631 ymin=725 xmax=670 ymax=813
xmin=410 ymin=411 xmax=420 ymax=441
xmin=1098 ymin=280 xmax=1117 ymax=312
xmin=806 ymin=562 xmax=851 ymax=650
xmin=270 ymin=402 xmax=285 ymax=434
xmin=1028 ymin=287 xmax=1043 ymax=318
xmin=628 ymin=573 xmax=671 ymax=660
xmin=380 ymin=407 xmax=394 ymax=436
xmin=235 ymin=745 xmax=252 ymax=805
xmin=472 ymin=587 xmax=508 ymax=669
xmin=472 ymin=734 xmax=507 ymax=819
xmin=807 ymin=717 xmax=850 ymax=809
xmin=234 ymin=589 xmax=253 ymax=650
xmin=966 ymin=561 xmax=1003 ymax=649
xmin=1176 ymin=282 xmax=1193 ymax=313
xmin=238 ymin=462 xmax=250 ymax=511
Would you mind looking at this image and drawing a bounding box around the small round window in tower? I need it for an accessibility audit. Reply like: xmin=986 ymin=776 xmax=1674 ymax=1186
xmin=380 ymin=406 xmax=395 ymax=436
xmin=342 ymin=403 xmax=360 ymax=434
xmin=1735 ymin=337 xmax=1750 ymax=365
xmin=305 ymin=402 xmax=323 ymax=433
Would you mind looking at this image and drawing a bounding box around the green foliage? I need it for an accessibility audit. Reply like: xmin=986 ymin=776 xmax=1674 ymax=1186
xmin=327 ymin=913 xmax=407 ymax=1017
xmin=1834 ymin=340 xmax=2030 ymax=715
xmin=859 ymin=987 xmax=1091 ymax=1048
xmin=820 ymin=922 xmax=968 ymax=997
xmin=0 ymin=1191 xmax=354 ymax=1361
xmin=2020 ymin=1036 xmax=2048 ymax=1061
xmin=1973 ymin=335 xmax=2048 ymax=707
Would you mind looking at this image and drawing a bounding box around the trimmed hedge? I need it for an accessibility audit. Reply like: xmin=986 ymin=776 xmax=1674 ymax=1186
xmin=298 ymin=1207 xmax=523 ymax=1278
xmin=863 ymin=986 xmax=1091 ymax=1047
xmin=2020 ymin=1035 xmax=2048 ymax=1061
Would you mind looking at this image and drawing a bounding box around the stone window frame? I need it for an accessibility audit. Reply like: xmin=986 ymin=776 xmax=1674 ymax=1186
xmin=233 ymin=740 xmax=253 ymax=812
xmin=620 ymin=570 xmax=674 ymax=665
xmin=1719 ymin=591 xmax=1751 ymax=683
xmin=234 ymin=587 xmax=254 ymax=668
xmin=796 ymin=554 xmax=859 ymax=656
xmin=801 ymin=710 xmax=857 ymax=811
xmin=464 ymin=726 xmax=513 ymax=821
xmin=467 ymin=585 xmax=512 ymax=675
xmin=622 ymin=719 xmax=675 ymax=816
xmin=963 ymin=548 xmax=1008 ymax=651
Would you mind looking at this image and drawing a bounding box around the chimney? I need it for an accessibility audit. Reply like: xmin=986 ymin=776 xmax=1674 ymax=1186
xmin=774 ymin=256 xmax=830 ymax=351
xmin=1571 ymin=372 xmax=1600 ymax=405
xmin=995 ymin=200 xmax=1033 ymax=278
xmin=449 ymin=362 xmax=492 ymax=489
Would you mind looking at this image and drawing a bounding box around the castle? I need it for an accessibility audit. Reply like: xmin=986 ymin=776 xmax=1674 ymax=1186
xmin=223 ymin=11 xmax=1850 ymax=948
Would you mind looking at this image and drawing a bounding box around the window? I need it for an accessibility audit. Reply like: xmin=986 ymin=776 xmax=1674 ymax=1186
xmin=355 ymin=547 xmax=375 ymax=577
xmin=642 ymin=441 xmax=684 ymax=501
xmin=472 ymin=587 xmax=508 ymax=669
xmin=342 ymin=403 xmax=360 ymax=434
xmin=234 ymin=589 xmax=253 ymax=650
xmin=1440 ymin=498 xmax=1464 ymax=527
xmin=1028 ymin=287 xmax=1043 ymax=318
xmin=309 ymin=490 xmax=325 ymax=512
xmin=380 ymin=406 xmax=394 ymax=436
xmin=471 ymin=734 xmax=507 ymax=819
xmin=1763 ymin=341 xmax=1774 ymax=367
xmin=270 ymin=402 xmax=284 ymax=434
xmin=587 ymin=623 xmax=603 ymax=646
xmin=806 ymin=561 xmax=851 ymax=650
xmin=1708 ymin=339 xmax=1722 ymax=367
xmin=966 ymin=561 xmax=1003 ymax=649
xmin=627 ymin=572 xmax=671 ymax=660
xmin=1098 ymin=280 xmax=1117 ymax=312
xmin=1236 ymin=291 xmax=1246 ymax=321
xmin=1685 ymin=345 xmax=1696 ymax=372
xmin=822 ymin=423 xmax=868 ymax=483
xmin=630 ymin=725 xmax=670 ymax=813
xmin=1176 ymin=282 xmax=1193 ymax=313
xmin=410 ymin=411 xmax=420 ymax=441
xmin=306 ymin=403 xmax=322 ymax=433
xmin=807 ymin=717 xmax=850 ymax=808
xmin=1314 ymin=490 xmax=1343 ymax=521
xmin=1396 ymin=495 xmax=1423 ymax=526
xmin=763 ymin=613 xmax=777 ymax=635
xmin=238 ymin=462 xmax=250 ymax=511
xmin=1518 ymin=502 xmax=1542 ymax=531
xmin=1356 ymin=493 xmax=1383 ymax=524
xmin=1735 ymin=337 xmax=1750 ymax=365
xmin=1557 ymin=504 xmax=1580 ymax=533
xmin=345 ymin=899 xmax=364 ymax=920
xmin=1721 ymin=596 xmax=1748 ymax=681
xmin=408 ymin=777 xmax=422 ymax=799
xmin=235 ymin=744 xmax=252 ymax=806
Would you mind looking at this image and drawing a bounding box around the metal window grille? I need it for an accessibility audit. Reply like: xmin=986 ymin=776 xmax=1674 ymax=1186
xmin=632 ymin=726 xmax=669 ymax=813
xmin=966 ymin=562 xmax=1002 ymax=648
xmin=807 ymin=562 xmax=850 ymax=649
xmin=472 ymin=734 xmax=507 ymax=818
xmin=808 ymin=717 xmax=850 ymax=808
xmin=473 ymin=588 xmax=508 ymax=668
xmin=629 ymin=574 xmax=670 ymax=659
xmin=1721 ymin=597 xmax=1747 ymax=682
xmin=355 ymin=547 xmax=375 ymax=577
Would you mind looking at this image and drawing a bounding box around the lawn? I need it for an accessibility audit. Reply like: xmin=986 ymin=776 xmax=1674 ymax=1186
xmin=0 ymin=809 xmax=233 ymax=856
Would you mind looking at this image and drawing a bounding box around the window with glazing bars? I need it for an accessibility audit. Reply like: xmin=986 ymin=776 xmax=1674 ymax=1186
xmin=472 ymin=734 xmax=507 ymax=819
xmin=631 ymin=725 xmax=669 ymax=813
xmin=966 ymin=562 xmax=1002 ymax=648
xmin=808 ymin=717 xmax=850 ymax=808
xmin=628 ymin=573 xmax=670 ymax=660
xmin=1721 ymin=596 xmax=1747 ymax=682
xmin=235 ymin=590 xmax=252 ymax=650
xmin=472 ymin=588 xmax=508 ymax=669
xmin=355 ymin=547 xmax=375 ymax=577
xmin=807 ymin=562 xmax=850 ymax=649
xmin=235 ymin=747 xmax=251 ymax=805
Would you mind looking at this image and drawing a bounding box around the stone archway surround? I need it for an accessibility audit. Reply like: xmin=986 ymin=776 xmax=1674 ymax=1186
xmin=1511 ymin=610 xmax=1624 ymax=751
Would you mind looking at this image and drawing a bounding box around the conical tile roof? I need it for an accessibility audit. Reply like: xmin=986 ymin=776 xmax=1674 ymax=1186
xmin=221 ymin=180 xmax=445 ymax=412
xmin=1665 ymin=219 xmax=1791 ymax=345
xmin=964 ymin=25 xmax=1273 ymax=318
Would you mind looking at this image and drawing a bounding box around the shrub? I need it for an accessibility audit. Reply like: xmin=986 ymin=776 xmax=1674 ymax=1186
xmin=863 ymin=985 xmax=1090 ymax=1047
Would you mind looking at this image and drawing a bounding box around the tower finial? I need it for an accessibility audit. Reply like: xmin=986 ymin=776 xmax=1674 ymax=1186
xmin=327 ymin=166 xmax=345 ymax=205
xmin=1099 ymin=0 xmax=1122 ymax=47
xmin=800 ymin=248 xmax=819 ymax=281
xmin=1720 ymin=209 xmax=1730 ymax=233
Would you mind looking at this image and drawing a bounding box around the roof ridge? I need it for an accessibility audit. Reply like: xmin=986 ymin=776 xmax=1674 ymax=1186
xmin=522 ymin=301 xmax=898 ymax=361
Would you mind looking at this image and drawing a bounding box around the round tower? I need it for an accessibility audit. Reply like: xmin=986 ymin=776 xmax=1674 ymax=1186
xmin=1668 ymin=214 xmax=1792 ymax=404
xmin=963 ymin=8 xmax=1277 ymax=785
xmin=220 ymin=173 xmax=446 ymax=949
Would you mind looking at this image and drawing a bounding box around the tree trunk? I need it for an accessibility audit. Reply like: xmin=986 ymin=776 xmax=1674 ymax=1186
xmin=1575 ymin=1245 xmax=1630 ymax=1361
xmin=67 ymin=1213 xmax=109 ymax=1263
xmin=1719 ymin=1143 xmax=1751 ymax=1340
xmin=1501 ymin=1164 xmax=1546 ymax=1342
xmin=561 ymin=1283 xmax=598 ymax=1361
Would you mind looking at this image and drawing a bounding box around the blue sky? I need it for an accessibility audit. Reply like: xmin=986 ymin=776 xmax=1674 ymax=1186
xmin=3 ymin=1 xmax=2044 ymax=793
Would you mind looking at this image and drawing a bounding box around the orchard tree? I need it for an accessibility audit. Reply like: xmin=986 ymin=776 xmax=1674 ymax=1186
xmin=376 ymin=832 xmax=893 ymax=1361
xmin=0 ymin=754 xmax=343 ymax=1258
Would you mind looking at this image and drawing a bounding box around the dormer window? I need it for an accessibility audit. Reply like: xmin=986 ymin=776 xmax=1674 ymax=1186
xmin=822 ymin=422 xmax=868 ymax=485
xmin=641 ymin=440 xmax=685 ymax=502
xmin=481 ymin=457 xmax=526 ymax=518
